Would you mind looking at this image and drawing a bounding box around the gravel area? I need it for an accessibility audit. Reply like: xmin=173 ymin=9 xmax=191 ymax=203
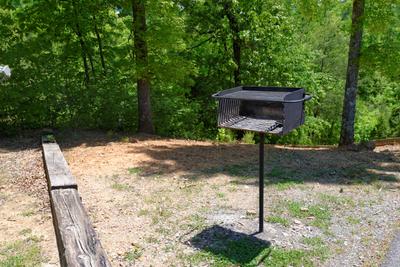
xmin=59 ymin=131 xmax=400 ymax=266
xmin=0 ymin=130 xmax=399 ymax=267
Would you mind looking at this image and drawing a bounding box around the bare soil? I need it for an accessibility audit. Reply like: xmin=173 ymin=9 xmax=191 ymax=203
xmin=1 ymin=130 xmax=399 ymax=267
xmin=0 ymin=135 xmax=59 ymax=266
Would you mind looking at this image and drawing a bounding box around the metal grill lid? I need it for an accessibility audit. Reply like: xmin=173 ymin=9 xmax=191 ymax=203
xmin=212 ymin=86 xmax=304 ymax=102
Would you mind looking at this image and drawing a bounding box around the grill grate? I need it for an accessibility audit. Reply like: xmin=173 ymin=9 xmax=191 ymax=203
xmin=221 ymin=117 xmax=282 ymax=133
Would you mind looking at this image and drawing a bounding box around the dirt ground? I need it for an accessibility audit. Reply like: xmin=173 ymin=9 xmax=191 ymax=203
xmin=1 ymin=130 xmax=400 ymax=266
xmin=0 ymin=135 xmax=59 ymax=266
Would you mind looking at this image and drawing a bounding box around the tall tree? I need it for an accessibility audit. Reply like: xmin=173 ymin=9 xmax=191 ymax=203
xmin=223 ymin=0 xmax=241 ymax=86
xmin=132 ymin=0 xmax=154 ymax=134
xmin=339 ymin=0 xmax=365 ymax=146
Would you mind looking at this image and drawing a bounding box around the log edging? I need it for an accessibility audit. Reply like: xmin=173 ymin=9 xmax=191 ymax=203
xmin=42 ymin=134 xmax=111 ymax=267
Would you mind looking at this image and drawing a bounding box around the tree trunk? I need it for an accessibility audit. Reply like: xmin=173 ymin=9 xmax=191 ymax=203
xmin=93 ymin=15 xmax=106 ymax=73
xmin=72 ymin=0 xmax=90 ymax=84
xmin=132 ymin=0 xmax=154 ymax=134
xmin=75 ymin=23 xmax=90 ymax=84
xmin=339 ymin=0 xmax=365 ymax=147
xmin=224 ymin=1 xmax=244 ymax=139
xmin=223 ymin=1 xmax=241 ymax=86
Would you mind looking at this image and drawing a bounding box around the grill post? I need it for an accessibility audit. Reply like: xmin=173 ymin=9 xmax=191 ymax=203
xmin=259 ymin=132 xmax=265 ymax=233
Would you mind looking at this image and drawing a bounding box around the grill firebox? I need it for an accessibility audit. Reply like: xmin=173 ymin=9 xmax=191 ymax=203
xmin=213 ymin=86 xmax=311 ymax=134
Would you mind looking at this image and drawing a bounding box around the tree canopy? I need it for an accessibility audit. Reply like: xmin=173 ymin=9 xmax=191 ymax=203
xmin=0 ymin=0 xmax=399 ymax=144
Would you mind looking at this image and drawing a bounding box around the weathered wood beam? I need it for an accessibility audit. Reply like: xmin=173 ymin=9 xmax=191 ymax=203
xmin=42 ymin=135 xmax=111 ymax=266
xmin=50 ymin=188 xmax=111 ymax=267
xmin=42 ymin=137 xmax=77 ymax=190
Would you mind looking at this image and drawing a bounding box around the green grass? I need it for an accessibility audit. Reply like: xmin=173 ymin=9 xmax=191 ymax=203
xmin=274 ymin=181 xmax=304 ymax=191
xmin=20 ymin=210 xmax=35 ymax=217
xmin=111 ymin=182 xmax=130 ymax=191
xmin=0 ymin=237 xmax=42 ymax=267
xmin=124 ymin=245 xmax=143 ymax=262
xmin=128 ymin=167 xmax=142 ymax=175
xmin=301 ymin=237 xmax=330 ymax=262
xmin=182 ymin=214 xmax=206 ymax=230
xmin=138 ymin=209 xmax=150 ymax=217
xmin=44 ymin=134 xmax=56 ymax=142
xmin=268 ymin=167 xmax=287 ymax=178
xmin=267 ymin=167 xmax=304 ymax=190
xmin=286 ymin=201 xmax=331 ymax=230
xmin=266 ymin=248 xmax=314 ymax=267
xmin=346 ymin=216 xmax=361 ymax=225
xmin=266 ymin=216 xmax=290 ymax=227
xmin=318 ymin=193 xmax=355 ymax=207
xmin=216 ymin=192 xmax=225 ymax=199
xmin=120 ymin=136 xmax=130 ymax=143
xmin=241 ymin=132 xmax=255 ymax=144
xmin=151 ymin=207 xmax=173 ymax=225
xmin=19 ymin=229 xmax=32 ymax=236
xmin=186 ymin=238 xmax=317 ymax=267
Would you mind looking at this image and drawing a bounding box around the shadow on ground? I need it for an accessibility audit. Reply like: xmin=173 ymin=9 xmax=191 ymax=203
xmin=130 ymin=142 xmax=400 ymax=185
xmin=188 ymin=225 xmax=271 ymax=266
xmin=1 ymin=130 xmax=399 ymax=186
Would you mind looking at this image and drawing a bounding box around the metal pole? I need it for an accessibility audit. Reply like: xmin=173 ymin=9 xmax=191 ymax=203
xmin=259 ymin=132 xmax=265 ymax=233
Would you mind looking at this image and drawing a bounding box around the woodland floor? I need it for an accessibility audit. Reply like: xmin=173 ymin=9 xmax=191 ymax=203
xmin=0 ymin=130 xmax=400 ymax=266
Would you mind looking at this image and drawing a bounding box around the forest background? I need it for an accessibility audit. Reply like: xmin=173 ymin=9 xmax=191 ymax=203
xmin=0 ymin=0 xmax=399 ymax=145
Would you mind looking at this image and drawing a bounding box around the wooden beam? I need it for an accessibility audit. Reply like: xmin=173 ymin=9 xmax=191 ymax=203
xmin=42 ymin=139 xmax=77 ymax=190
xmin=42 ymin=135 xmax=111 ymax=266
xmin=50 ymin=188 xmax=111 ymax=267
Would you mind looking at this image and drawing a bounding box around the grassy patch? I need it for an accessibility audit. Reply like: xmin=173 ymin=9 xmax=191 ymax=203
xmin=228 ymin=185 xmax=238 ymax=192
xmin=185 ymin=223 xmax=329 ymax=267
xmin=151 ymin=207 xmax=173 ymax=225
xmin=145 ymin=236 xmax=158 ymax=244
xmin=19 ymin=229 xmax=32 ymax=236
xmin=120 ymin=136 xmax=130 ymax=143
xmin=44 ymin=134 xmax=56 ymax=142
xmin=0 ymin=237 xmax=42 ymax=267
xmin=267 ymin=167 xmax=304 ymax=190
xmin=138 ymin=209 xmax=150 ymax=217
xmin=318 ymin=193 xmax=355 ymax=207
xmin=346 ymin=216 xmax=361 ymax=225
xmin=216 ymin=192 xmax=225 ymax=199
xmin=183 ymin=214 xmax=206 ymax=231
xmin=111 ymin=182 xmax=130 ymax=191
xmin=266 ymin=216 xmax=290 ymax=227
xmin=186 ymin=237 xmax=270 ymax=267
xmin=186 ymin=239 xmax=316 ymax=267
xmin=128 ymin=167 xmax=142 ymax=175
xmin=266 ymin=248 xmax=314 ymax=267
xmin=286 ymin=201 xmax=331 ymax=230
xmin=155 ymin=227 xmax=171 ymax=235
xmin=302 ymin=237 xmax=330 ymax=262
xmin=274 ymin=181 xmax=304 ymax=191
xmin=242 ymin=132 xmax=255 ymax=144
xmin=20 ymin=210 xmax=35 ymax=217
xmin=268 ymin=167 xmax=288 ymax=179
xmin=124 ymin=245 xmax=143 ymax=263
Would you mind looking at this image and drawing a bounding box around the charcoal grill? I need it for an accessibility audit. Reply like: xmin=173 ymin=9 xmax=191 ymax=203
xmin=213 ymin=86 xmax=311 ymax=232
